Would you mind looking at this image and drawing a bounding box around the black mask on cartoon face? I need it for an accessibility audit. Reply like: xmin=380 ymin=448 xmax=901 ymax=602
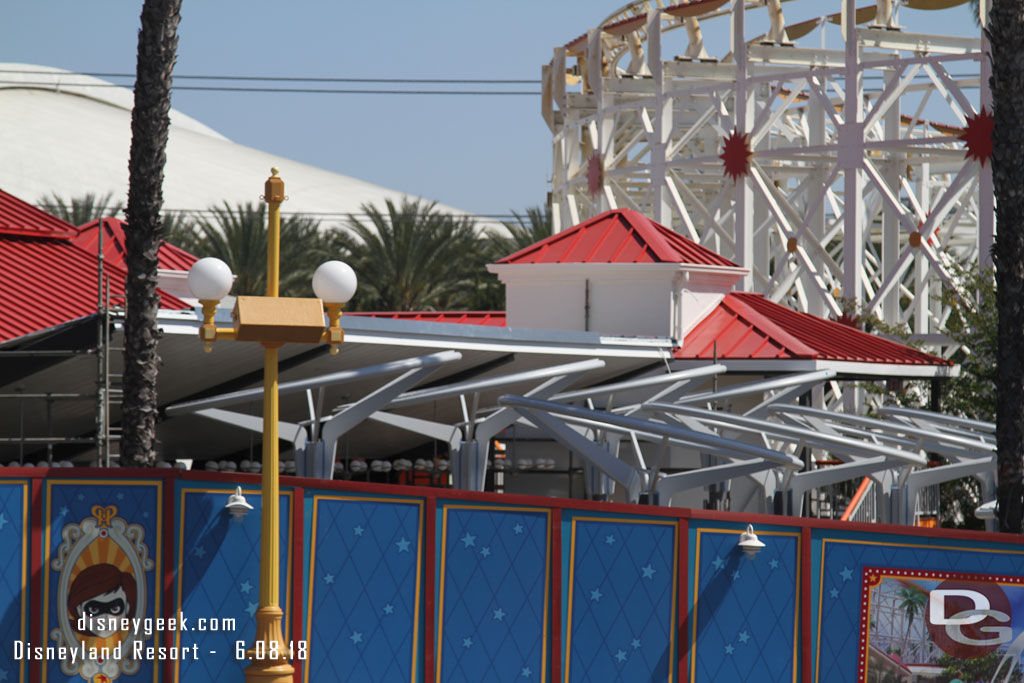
xmin=76 ymin=588 xmax=128 ymax=637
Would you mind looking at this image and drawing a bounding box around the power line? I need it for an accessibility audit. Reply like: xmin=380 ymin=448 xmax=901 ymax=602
xmin=36 ymin=205 xmax=527 ymax=222
xmin=0 ymin=79 xmax=538 ymax=95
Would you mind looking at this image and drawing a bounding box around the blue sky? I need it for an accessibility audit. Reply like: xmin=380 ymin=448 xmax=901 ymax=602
xmin=1 ymin=2 xmax=983 ymax=218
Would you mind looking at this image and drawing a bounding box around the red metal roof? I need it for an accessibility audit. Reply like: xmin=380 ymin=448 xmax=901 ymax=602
xmin=0 ymin=188 xmax=77 ymax=238
xmin=0 ymin=193 xmax=191 ymax=343
xmin=349 ymin=311 xmax=508 ymax=327
xmin=496 ymin=208 xmax=738 ymax=267
xmin=73 ymin=218 xmax=199 ymax=271
xmin=0 ymin=235 xmax=190 ymax=342
xmin=676 ymin=292 xmax=951 ymax=366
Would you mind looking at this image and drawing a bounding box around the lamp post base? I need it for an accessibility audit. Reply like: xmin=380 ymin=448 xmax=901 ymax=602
xmin=243 ymin=606 xmax=295 ymax=683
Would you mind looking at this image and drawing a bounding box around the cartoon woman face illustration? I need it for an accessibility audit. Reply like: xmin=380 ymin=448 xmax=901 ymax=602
xmin=67 ymin=564 xmax=137 ymax=639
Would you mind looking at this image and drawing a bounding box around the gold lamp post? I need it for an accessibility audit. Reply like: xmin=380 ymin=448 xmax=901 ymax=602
xmin=187 ymin=168 xmax=357 ymax=682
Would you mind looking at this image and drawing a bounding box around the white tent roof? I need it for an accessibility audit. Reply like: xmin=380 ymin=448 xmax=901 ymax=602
xmin=0 ymin=63 xmax=476 ymax=224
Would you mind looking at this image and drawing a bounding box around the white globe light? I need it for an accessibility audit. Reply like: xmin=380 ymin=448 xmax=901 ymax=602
xmin=312 ymin=261 xmax=358 ymax=303
xmin=188 ymin=257 xmax=234 ymax=301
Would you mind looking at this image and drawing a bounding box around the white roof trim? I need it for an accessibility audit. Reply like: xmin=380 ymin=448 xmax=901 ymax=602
xmin=671 ymin=358 xmax=960 ymax=378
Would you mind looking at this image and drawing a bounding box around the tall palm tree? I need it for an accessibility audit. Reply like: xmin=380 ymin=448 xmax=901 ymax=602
xmin=170 ymin=202 xmax=328 ymax=297
xmin=38 ymin=192 xmax=124 ymax=225
xmin=896 ymin=587 xmax=927 ymax=660
xmin=332 ymin=198 xmax=482 ymax=311
xmin=989 ymin=0 xmax=1024 ymax=532
xmin=121 ymin=0 xmax=181 ymax=466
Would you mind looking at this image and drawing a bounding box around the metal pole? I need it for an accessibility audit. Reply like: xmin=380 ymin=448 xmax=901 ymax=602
xmin=97 ymin=217 xmax=106 ymax=466
xmin=245 ymin=168 xmax=293 ymax=682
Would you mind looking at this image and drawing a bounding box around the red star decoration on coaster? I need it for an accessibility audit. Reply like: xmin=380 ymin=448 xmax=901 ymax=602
xmin=959 ymin=107 xmax=993 ymax=166
xmin=587 ymin=152 xmax=603 ymax=196
xmin=720 ymin=129 xmax=753 ymax=182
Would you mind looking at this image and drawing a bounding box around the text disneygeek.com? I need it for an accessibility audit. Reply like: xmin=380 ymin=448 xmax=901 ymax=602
xmin=10 ymin=612 xmax=307 ymax=662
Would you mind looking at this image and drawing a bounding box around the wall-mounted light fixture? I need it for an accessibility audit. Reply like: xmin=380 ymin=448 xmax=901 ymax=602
xmin=737 ymin=524 xmax=765 ymax=559
xmin=225 ymin=486 xmax=253 ymax=524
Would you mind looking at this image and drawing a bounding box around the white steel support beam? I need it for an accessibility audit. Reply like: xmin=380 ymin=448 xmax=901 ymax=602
xmin=513 ymin=405 xmax=645 ymax=503
xmin=318 ymin=363 xmax=454 ymax=471
xmin=733 ymin=0 xmax=754 ymax=290
xmin=194 ymin=408 xmax=308 ymax=453
xmin=842 ymin=0 xmax=865 ymax=308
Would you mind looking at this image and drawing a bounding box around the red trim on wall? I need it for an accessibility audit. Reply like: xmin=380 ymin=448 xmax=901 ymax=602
xmin=801 ymin=527 xmax=812 ymax=683
xmin=550 ymin=507 xmax=562 ymax=683
xmin=424 ymin=497 xmax=437 ymax=683
xmin=678 ymin=517 xmax=689 ymax=683
xmin=29 ymin=477 xmax=42 ymax=683
xmin=291 ymin=487 xmax=304 ymax=683
xmin=9 ymin=467 xmax=1023 ymax=543
xmin=162 ymin=477 xmax=175 ymax=683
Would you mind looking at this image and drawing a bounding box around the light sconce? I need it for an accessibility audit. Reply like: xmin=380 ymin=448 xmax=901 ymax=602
xmin=737 ymin=524 xmax=765 ymax=559
xmin=312 ymin=260 xmax=358 ymax=355
xmin=187 ymin=257 xmax=357 ymax=355
xmin=187 ymin=256 xmax=235 ymax=352
xmin=225 ymin=486 xmax=253 ymax=524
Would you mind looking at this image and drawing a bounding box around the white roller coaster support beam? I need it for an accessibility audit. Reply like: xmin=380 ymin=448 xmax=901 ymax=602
xmin=547 ymin=1 xmax=992 ymax=351
xmin=733 ymin=0 xmax=754 ymax=290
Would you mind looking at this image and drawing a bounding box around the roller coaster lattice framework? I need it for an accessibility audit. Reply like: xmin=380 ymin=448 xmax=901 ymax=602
xmin=543 ymin=0 xmax=992 ymax=356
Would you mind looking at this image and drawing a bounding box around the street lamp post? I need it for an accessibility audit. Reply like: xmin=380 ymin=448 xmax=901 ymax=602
xmin=187 ymin=168 xmax=357 ymax=682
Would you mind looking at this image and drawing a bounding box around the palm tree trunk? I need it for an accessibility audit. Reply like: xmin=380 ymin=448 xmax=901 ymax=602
xmin=989 ymin=0 xmax=1024 ymax=533
xmin=122 ymin=0 xmax=182 ymax=466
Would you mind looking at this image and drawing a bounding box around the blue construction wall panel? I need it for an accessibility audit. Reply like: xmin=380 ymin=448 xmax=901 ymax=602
xmin=0 ymin=481 xmax=27 ymax=683
xmin=562 ymin=513 xmax=678 ymax=683
xmin=689 ymin=523 xmax=800 ymax=683
xmin=305 ymin=493 xmax=423 ymax=683
xmin=435 ymin=503 xmax=551 ymax=683
xmin=41 ymin=479 xmax=163 ymax=683
xmin=174 ymin=484 xmax=291 ymax=682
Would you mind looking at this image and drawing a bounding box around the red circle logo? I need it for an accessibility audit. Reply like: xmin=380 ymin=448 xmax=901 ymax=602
xmin=926 ymin=579 xmax=1012 ymax=659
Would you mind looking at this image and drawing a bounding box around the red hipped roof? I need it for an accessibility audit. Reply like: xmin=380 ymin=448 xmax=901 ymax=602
xmin=676 ymin=292 xmax=951 ymax=366
xmin=0 ymin=191 xmax=190 ymax=343
xmin=74 ymin=218 xmax=199 ymax=271
xmin=496 ymin=208 xmax=738 ymax=267
xmin=0 ymin=188 xmax=77 ymax=238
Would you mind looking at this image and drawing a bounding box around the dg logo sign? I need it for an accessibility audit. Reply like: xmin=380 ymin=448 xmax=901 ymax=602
xmin=927 ymin=580 xmax=1013 ymax=659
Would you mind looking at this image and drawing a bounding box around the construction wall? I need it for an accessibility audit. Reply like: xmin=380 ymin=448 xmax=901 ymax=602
xmin=1 ymin=472 xmax=1022 ymax=682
